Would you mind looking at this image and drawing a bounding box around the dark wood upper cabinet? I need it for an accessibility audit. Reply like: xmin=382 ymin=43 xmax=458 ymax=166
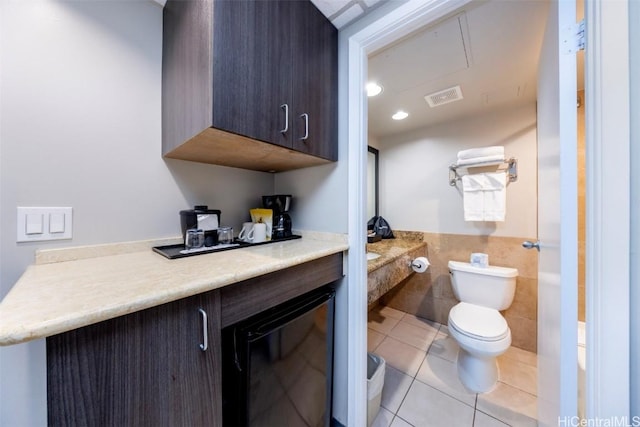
xmin=162 ymin=0 xmax=338 ymax=173
xmin=290 ymin=1 xmax=338 ymax=160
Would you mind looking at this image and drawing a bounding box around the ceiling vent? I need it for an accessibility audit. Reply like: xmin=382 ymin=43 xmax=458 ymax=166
xmin=424 ymin=85 xmax=464 ymax=108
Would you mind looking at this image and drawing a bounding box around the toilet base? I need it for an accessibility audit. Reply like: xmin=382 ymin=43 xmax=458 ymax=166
xmin=456 ymin=348 xmax=499 ymax=393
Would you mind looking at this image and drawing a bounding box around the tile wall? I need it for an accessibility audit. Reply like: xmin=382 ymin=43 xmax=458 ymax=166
xmin=380 ymin=232 xmax=538 ymax=353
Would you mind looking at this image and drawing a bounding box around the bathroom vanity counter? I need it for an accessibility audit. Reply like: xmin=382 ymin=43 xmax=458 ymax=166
xmin=366 ymin=232 xmax=427 ymax=304
xmin=0 ymin=232 xmax=347 ymax=346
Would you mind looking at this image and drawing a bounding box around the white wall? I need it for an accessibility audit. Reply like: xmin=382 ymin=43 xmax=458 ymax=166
xmin=378 ymin=103 xmax=538 ymax=238
xmin=0 ymin=1 xmax=273 ymax=425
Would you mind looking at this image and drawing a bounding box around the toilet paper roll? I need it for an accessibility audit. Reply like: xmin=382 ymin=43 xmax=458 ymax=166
xmin=411 ymin=257 xmax=430 ymax=273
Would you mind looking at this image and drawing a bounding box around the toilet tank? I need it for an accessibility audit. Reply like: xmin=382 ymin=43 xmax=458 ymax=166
xmin=448 ymin=261 xmax=518 ymax=310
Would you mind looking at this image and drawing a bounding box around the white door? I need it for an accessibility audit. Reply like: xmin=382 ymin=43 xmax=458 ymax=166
xmin=535 ymin=0 xmax=578 ymax=424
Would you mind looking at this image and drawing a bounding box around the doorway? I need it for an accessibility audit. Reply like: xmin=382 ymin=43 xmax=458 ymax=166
xmin=341 ymin=1 xmax=629 ymax=425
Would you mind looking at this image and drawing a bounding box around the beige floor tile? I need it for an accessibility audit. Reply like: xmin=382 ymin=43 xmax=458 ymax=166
xmin=251 ymin=393 xmax=305 ymax=426
xmin=427 ymin=332 xmax=459 ymax=362
xmin=376 ymin=305 xmax=407 ymax=320
xmin=380 ymin=365 xmax=413 ymax=413
xmin=369 ymin=311 xmax=402 ymax=335
xmin=368 ymin=328 xmax=386 ymax=352
xmin=398 ymin=381 xmax=475 ymax=427
xmin=371 ymin=407 xmax=394 ymax=427
xmin=249 ymin=357 xmax=286 ymax=419
xmin=415 ymin=354 xmax=477 ymax=406
xmin=497 ymin=354 xmax=537 ymax=396
xmin=401 ymin=313 xmax=441 ymax=334
xmin=503 ymin=345 xmax=538 ymax=367
xmin=439 ymin=324 xmax=450 ymax=335
xmin=476 ymin=382 xmax=537 ymax=426
xmin=473 ymin=411 xmax=509 ymax=427
xmin=374 ymin=336 xmax=426 ymax=377
xmin=287 ymin=364 xmax=326 ymax=427
xmin=390 ymin=416 xmax=414 ymax=427
xmin=273 ymin=349 xmax=307 ymax=391
xmin=388 ymin=320 xmax=438 ymax=351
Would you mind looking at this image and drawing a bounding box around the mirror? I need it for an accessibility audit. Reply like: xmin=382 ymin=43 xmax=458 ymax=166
xmin=367 ymin=146 xmax=379 ymax=220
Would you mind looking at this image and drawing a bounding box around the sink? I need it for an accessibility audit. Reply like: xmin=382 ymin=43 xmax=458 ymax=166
xmin=366 ymin=252 xmax=381 ymax=261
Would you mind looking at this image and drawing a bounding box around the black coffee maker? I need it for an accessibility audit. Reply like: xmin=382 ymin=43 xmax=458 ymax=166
xmin=262 ymin=195 xmax=292 ymax=239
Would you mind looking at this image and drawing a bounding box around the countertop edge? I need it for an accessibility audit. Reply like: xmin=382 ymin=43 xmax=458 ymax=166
xmin=0 ymin=234 xmax=348 ymax=346
xmin=366 ymin=240 xmax=427 ymax=273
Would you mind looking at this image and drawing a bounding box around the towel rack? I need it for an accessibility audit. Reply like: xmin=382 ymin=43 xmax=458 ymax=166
xmin=449 ymin=158 xmax=518 ymax=187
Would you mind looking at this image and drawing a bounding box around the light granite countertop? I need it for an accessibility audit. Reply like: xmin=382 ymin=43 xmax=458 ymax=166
xmin=366 ymin=235 xmax=427 ymax=273
xmin=366 ymin=234 xmax=428 ymax=305
xmin=0 ymin=232 xmax=348 ymax=346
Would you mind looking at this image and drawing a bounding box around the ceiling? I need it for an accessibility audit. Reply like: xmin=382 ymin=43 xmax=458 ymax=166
xmin=364 ymin=0 xmax=551 ymax=139
xmin=311 ymin=0 xmax=585 ymax=140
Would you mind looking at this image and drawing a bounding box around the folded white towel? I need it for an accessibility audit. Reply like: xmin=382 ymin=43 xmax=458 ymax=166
xmin=457 ymin=146 xmax=504 ymax=161
xmin=483 ymin=172 xmax=506 ymax=221
xmin=461 ymin=175 xmax=485 ymax=221
xmin=461 ymin=172 xmax=506 ymax=222
xmin=456 ymin=154 xmax=505 ymax=166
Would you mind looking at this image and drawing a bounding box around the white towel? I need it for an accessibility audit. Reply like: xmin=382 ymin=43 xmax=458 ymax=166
xmin=456 ymin=154 xmax=505 ymax=166
xmin=461 ymin=175 xmax=485 ymax=221
xmin=461 ymin=172 xmax=506 ymax=222
xmin=457 ymin=146 xmax=504 ymax=161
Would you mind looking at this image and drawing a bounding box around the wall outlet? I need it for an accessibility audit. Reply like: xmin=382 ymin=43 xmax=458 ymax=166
xmin=17 ymin=207 xmax=73 ymax=242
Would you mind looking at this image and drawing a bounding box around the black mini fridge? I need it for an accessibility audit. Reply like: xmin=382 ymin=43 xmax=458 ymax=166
xmin=222 ymin=286 xmax=335 ymax=427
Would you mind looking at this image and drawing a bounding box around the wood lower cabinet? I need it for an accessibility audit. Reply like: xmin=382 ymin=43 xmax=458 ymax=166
xmin=46 ymin=254 xmax=343 ymax=426
xmin=47 ymin=291 xmax=222 ymax=426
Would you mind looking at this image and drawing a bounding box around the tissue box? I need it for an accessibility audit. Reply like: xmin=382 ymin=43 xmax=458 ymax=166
xmin=470 ymin=253 xmax=489 ymax=267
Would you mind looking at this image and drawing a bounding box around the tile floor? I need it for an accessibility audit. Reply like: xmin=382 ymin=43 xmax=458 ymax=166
xmin=368 ymin=305 xmax=538 ymax=427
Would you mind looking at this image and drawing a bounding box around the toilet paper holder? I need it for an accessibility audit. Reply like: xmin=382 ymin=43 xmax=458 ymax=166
xmin=409 ymin=257 xmax=430 ymax=273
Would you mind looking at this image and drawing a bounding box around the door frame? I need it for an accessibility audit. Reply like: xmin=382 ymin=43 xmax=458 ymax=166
xmin=584 ymin=0 xmax=631 ymax=418
xmin=342 ymin=1 xmax=471 ymax=423
xmin=343 ymin=0 xmax=632 ymax=424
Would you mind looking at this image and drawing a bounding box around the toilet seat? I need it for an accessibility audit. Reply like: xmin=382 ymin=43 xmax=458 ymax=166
xmin=449 ymin=302 xmax=509 ymax=342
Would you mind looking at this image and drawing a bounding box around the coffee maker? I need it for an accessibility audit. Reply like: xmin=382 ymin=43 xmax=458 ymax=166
xmin=262 ymin=195 xmax=292 ymax=239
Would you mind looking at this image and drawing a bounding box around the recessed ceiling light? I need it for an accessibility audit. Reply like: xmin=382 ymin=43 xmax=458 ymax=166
xmin=366 ymin=82 xmax=383 ymax=97
xmin=392 ymin=110 xmax=408 ymax=120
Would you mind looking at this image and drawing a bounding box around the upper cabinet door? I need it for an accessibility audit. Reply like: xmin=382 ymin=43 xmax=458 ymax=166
xmin=290 ymin=2 xmax=338 ymax=160
xmin=212 ymin=0 xmax=293 ymax=148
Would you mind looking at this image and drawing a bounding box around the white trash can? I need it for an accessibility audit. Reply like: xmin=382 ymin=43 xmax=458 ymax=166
xmin=367 ymin=352 xmax=386 ymax=427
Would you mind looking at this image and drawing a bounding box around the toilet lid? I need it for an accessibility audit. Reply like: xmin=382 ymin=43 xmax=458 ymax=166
xmin=449 ymin=302 xmax=509 ymax=341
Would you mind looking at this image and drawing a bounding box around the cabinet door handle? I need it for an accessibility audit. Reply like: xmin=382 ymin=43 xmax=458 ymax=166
xmin=198 ymin=309 xmax=208 ymax=351
xmin=280 ymin=104 xmax=289 ymax=134
xmin=300 ymin=113 xmax=309 ymax=141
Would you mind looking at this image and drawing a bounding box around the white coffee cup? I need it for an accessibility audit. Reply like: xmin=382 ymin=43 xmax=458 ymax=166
xmin=248 ymin=223 xmax=267 ymax=243
xmin=238 ymin=222 xmax=254 ymax=242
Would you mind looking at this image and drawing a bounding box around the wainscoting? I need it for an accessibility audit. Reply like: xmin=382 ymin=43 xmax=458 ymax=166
xmin=379 ymin=231 xmax=538 ymax=353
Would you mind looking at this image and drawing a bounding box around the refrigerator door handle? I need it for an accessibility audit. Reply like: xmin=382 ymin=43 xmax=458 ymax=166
xmin=250 ymin=291 xmax=334 ymax=339
xmin=233 ymin=328 xmax=242 ymax=372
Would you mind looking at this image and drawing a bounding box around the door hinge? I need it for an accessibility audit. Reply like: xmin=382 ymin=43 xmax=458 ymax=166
xmin=563 ymin=19 xmax=585 ymax=54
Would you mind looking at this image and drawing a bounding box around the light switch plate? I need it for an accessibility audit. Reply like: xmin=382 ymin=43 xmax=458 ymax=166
xmin=17 ymin=207 xmax=73 ymax=242
xmin=49 ymin=213 xmax=66 ymax=234
xmin=25 ymin=213 xmax=44 ymax=235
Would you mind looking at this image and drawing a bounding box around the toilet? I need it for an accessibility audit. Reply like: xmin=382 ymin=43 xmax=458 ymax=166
xmin=447 ymin=260 xmax=518 ymax=393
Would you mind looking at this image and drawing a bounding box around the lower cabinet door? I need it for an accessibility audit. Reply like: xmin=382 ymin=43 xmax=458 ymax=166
xmin=47 ymin=291 xmax=222 ymax=427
